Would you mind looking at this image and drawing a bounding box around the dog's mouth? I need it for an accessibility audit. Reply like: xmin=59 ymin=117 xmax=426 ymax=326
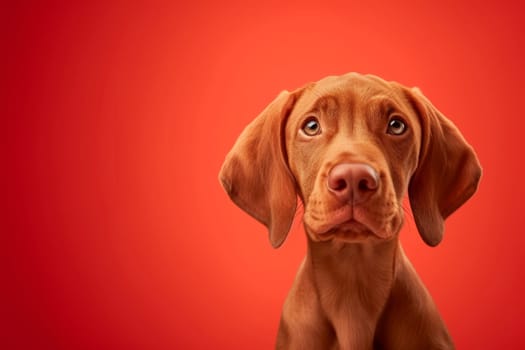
xmin=305 ymin=205 xmax=392 ymax=243
xmin=322 ymin=219 xmax=371 ymax=235
xmin=318 ymin=219 xmax=376 ymax=242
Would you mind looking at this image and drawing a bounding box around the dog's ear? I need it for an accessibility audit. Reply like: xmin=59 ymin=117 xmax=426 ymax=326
xmin=219 ymin=90 xmax=301 ymax=248
xmin=407 ymin=88 xmax=482 ymax=246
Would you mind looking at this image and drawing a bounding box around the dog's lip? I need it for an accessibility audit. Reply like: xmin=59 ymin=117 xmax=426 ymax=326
xmin=309 ymin=206 xmax=351 ymax=233
xmin=309 ymin=206 xmax=382 ymax=238
xmin=318 ymin=219 xmax=374 ymax=237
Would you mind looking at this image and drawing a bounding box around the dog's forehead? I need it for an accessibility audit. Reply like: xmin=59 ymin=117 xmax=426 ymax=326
xmin=314 ymin=73 xmax=391 ymax=93
xmin=295 ymin=74 xmax=402 ymax=114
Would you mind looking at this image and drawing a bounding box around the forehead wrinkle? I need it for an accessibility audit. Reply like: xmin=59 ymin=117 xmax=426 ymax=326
xmin=366 ymin=92 xmax=409 ymax=118
xmin=301 ymin=92 xmax=341 ymax=118
xmin=313 ymin=85 xmax=360 ymax=133
xmin=337 ymin=88 xmax=395 ymax=135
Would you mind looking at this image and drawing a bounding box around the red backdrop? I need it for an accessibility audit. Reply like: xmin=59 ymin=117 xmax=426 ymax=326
xmin=3 ymin=1 xmax=524 ymax=349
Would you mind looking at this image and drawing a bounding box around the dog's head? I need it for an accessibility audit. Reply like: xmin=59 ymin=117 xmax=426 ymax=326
xmin=219 ymin=73 xmax=481 ymax=248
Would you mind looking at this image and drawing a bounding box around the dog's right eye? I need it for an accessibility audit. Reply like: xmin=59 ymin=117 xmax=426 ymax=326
xmin=301 ymin=117 xmax=322 ymax=136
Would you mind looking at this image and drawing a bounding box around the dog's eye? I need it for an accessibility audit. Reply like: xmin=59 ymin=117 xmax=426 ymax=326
xmin=301 ymin=117 xmax=322 ymax=136
xmin=387 ymin=118 xmax=407 ymax=135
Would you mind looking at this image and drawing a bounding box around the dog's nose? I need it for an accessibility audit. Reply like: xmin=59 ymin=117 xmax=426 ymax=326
xmin=327 ymin=163 xmax=379 ymax=204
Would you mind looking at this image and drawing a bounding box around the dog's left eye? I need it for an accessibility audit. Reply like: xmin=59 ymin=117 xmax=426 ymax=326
xmin=387 ymin=118 xmax=407 ymax=135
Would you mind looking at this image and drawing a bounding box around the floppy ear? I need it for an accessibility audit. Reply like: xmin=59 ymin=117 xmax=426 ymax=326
xmin=219 ymin=90 xmax=300 ymax=248
xmin=407 ymin=88 xmax=482 ymax=247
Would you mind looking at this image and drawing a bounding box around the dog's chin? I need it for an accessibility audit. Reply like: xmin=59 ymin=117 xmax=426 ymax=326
xmin=308 ymin=220 xmax=376 ymax=243
xmin=305 ymin=215 xmax=397 ymax=244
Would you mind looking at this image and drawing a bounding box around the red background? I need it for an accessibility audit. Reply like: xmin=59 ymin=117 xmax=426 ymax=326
xmin=3 ymin=1 xmax=524 ymax=349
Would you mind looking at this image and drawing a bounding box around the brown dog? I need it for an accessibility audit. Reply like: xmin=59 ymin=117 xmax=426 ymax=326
xmin=219 ymin=73 xmax=481 ymax=349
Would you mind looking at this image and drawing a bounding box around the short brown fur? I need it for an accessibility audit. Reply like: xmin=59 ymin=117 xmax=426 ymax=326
xmin=219 ymin=73 xmax=481 ymax=349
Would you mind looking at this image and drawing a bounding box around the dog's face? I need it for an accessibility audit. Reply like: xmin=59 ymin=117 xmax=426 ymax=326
xmin=220 ymin=73 xmax=481 ymax=248
xmin=285 ymin=75 xmax=421 ymax=243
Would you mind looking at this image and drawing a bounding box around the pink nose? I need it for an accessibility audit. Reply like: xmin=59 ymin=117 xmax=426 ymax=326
xmin=327 ymin=163 xmax=379 ymax=204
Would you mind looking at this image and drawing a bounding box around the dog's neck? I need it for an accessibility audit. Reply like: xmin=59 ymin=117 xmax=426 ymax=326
xmin=306 ymin=236 xmax=399 ymax=281
xmin=305 ymin=235 xmax=399 ymax=330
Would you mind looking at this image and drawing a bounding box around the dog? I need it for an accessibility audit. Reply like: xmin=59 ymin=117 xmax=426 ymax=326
xmin=219 ymin=73 xmax=481 ymax=349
